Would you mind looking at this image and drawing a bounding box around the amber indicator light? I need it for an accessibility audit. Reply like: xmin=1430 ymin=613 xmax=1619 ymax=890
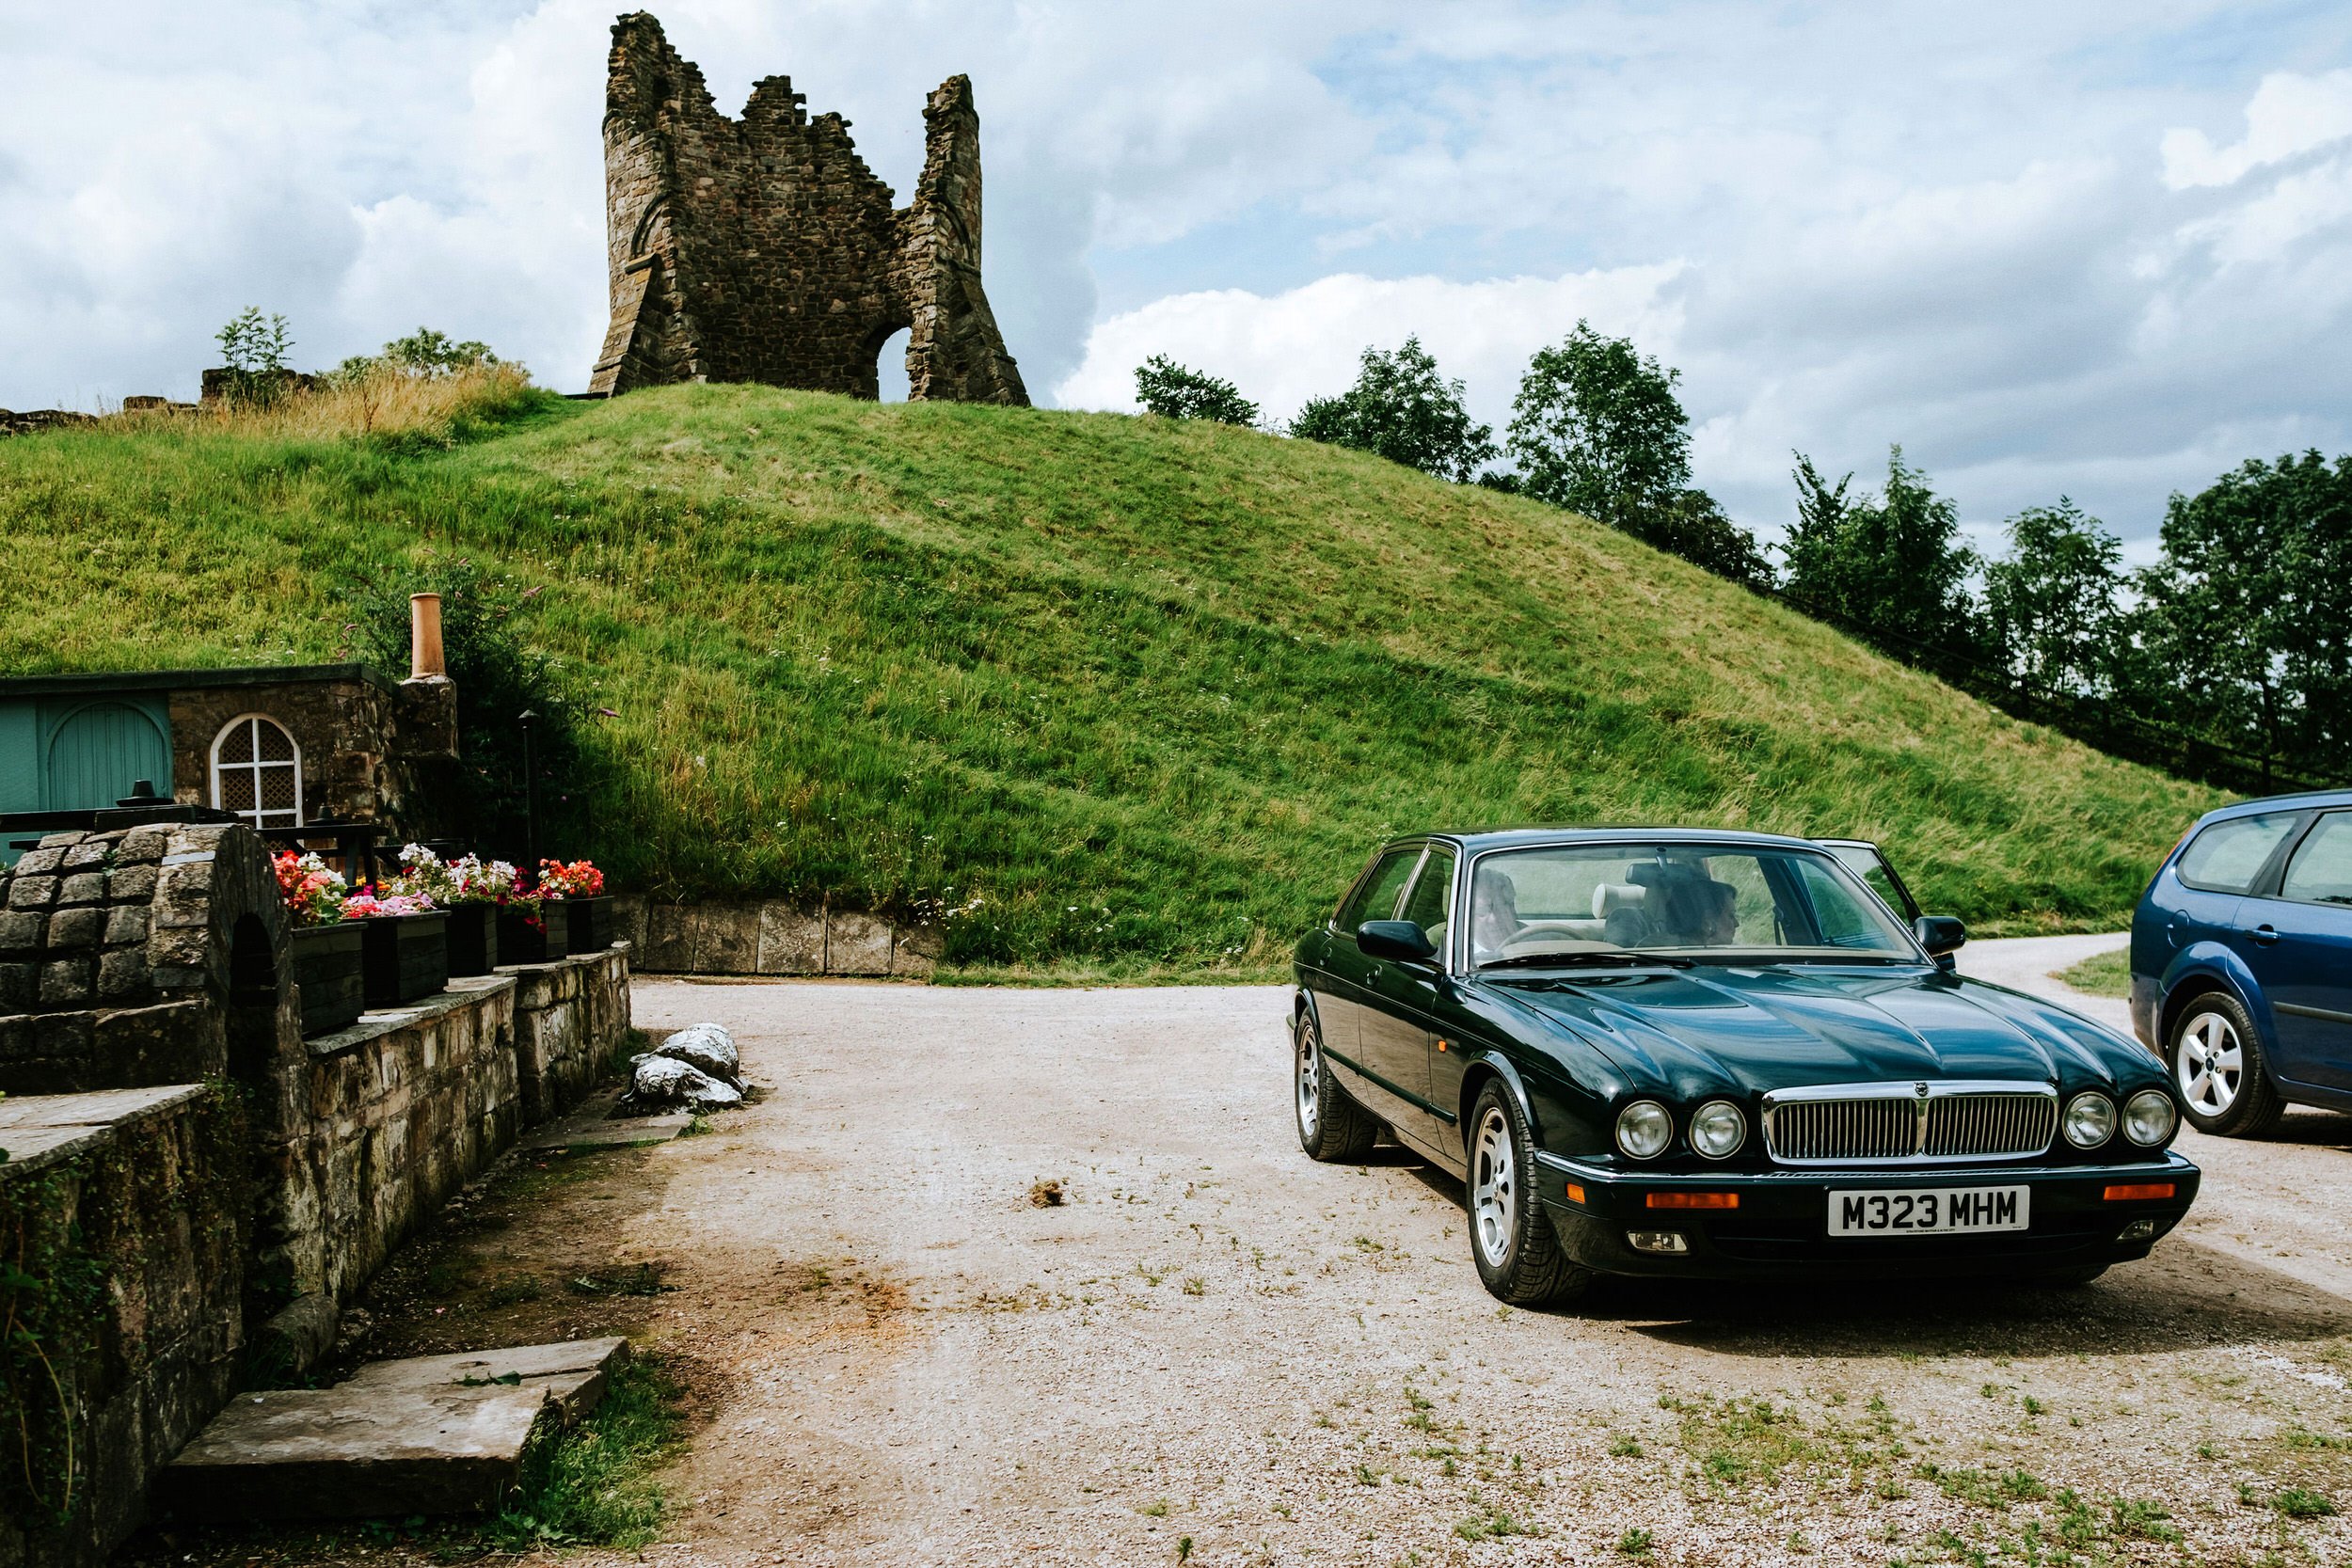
xmin=1563 ymin=1182 xmax=1587 ymax=1205
xmin=1645 ymin=1192 xmax=1739 ymax=1210
xmin=2103 ymin=1182 xmax=2176 ymax=1202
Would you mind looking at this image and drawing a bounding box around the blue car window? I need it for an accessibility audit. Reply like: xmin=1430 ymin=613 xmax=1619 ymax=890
xmin=2280 ymin=813 xmax=2352 ymax=906
xmin=2177 ymin=812 xmax=2300 ymax=894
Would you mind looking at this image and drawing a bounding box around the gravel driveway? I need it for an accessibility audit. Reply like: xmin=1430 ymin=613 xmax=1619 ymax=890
xmin=599 ymin=954 xmax=2352 ymax=1568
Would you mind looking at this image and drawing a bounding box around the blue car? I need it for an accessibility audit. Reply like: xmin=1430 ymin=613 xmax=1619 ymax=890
xmin=2131 ymin=790 xmax=2352 ymax=1135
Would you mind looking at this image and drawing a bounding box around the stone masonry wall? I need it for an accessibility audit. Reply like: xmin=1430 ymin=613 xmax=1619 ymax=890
xmin=615 ymin=895 xmax=940 ymax=977
xmin=0 ymin=1085 xmax=248 ymax=1568
xmin=588 ymin=10 xmax=1028 ymax=405
xmin=167 ymin=672 xmax=459 ymax=843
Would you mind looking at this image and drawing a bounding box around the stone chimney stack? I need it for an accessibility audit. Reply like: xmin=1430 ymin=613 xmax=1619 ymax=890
xmin=409 ymin=594 xmax=445 ymax=680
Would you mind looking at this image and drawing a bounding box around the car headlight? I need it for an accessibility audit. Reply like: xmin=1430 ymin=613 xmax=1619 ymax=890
xmin=2122 ymin=1088 xmax=2177 ymax=1148
xmin=2062 ymin=1091 xmax=2116 ymax=1148
xmin=1690 ymin=1100 xmax=1746 ymax=1160
xmin=1615 ymin=1100 xmax=1673 ymax=1160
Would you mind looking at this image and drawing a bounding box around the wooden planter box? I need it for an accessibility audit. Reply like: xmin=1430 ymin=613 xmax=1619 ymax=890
xmin=564 ymin=895 xmax=616 ymax=957
xmin=496 ymin=904 xmax=552 ymax=966
xmin=291 ymin=923 xmax=366 ymax=1037
xmin=442 ymin=902 xmax=500 ymax=976
xmin=359 ymin=911 xmax=449 ymax=1008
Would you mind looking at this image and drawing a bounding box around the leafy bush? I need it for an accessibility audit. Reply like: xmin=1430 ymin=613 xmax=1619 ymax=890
xmin=1134 ymin=355 xmax=1258 ymax=426
xmin=214 ymin=308 xmax=295 ymax=406
xmin=349 ymin=553 xmax=591 ymax=863
xmin=1291 ymin=336 xmax=1496 ymax=483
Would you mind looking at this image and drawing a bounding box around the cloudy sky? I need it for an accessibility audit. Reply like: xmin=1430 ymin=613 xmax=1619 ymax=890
xmin=5 ymin=2 xmax=2349 ymax=553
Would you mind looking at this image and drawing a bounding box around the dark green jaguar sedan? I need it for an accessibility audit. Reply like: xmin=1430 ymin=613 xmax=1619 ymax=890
xmin=1293 ymin=829 xmax=2200 ymax=1306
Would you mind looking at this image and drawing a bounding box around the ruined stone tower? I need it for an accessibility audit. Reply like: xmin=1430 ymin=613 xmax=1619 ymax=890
xmin=589 ymin=12 xmax=1029 ymax=404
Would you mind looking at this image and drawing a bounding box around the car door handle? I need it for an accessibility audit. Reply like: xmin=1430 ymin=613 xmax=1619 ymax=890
xmin=2251 ymin=925 xmax=2280 ymax=946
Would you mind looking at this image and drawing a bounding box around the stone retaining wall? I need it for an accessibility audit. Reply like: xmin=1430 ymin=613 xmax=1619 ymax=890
xmin=0 ymin=1085 xmax=248 ymax=1568
xmin=0 ymin=824 xmax=635 ymax=1567
xmin=614 ymin=895 xmax=940 ymax=977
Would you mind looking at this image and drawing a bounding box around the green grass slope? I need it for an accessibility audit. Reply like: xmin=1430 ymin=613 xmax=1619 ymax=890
xmin=0 ymin=384 xmax=2217 ymax=974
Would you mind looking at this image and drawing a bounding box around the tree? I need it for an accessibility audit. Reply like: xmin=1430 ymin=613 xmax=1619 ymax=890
xmin=215 ymin=307 xmax=294 ymax=404
xmin=332 ymin=326 xmax=504 ymax=385
xmin=1134 ymin=355 xmax=1259 ymax=426
xmin=1503 ymin=322 xmax=1772 ymax=586
xmin=1288 ymin=336 xmax=1496 ymax=483
xmin=1505 ymin=321 xmax=1692 ymax=522
xmin=2129 ymin=451 xmax=2352 ymax=780
xmin=1982 ymin=499 xmax=2126 ymax=701
xmin=1782 ymin=447 xmax=1981 ymax=660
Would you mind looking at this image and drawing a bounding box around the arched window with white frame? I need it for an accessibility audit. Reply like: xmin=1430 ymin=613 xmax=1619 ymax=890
xmin=211 ymin=714 xmax=303 ymax=830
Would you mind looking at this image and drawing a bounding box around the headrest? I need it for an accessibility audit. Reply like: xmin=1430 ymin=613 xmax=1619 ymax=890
xmin=1593 ymin=882 xmax=1646 ymax=918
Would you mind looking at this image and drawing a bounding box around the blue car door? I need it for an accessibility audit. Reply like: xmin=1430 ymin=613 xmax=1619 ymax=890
xmin=2248 ymin=811 xmax=2352 ymax=1092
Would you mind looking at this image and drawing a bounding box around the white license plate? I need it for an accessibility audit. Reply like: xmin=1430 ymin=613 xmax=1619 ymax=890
xmin=1828 ymin=1185 xmax=2029 ymax=1237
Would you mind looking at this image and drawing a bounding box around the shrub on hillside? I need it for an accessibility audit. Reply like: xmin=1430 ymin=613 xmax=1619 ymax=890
xmin=1134 ymin=355 xmax=1259 ymax=426
xmin=1290 ymin=336 xmax=1497 ymax=483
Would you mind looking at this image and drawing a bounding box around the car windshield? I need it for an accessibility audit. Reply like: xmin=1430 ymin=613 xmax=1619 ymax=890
xmin=1468 ymin=842 xmax=1920 ymax=968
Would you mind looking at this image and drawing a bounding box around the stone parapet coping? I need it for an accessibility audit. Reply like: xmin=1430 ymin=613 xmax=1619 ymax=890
xmin=300 ymin=946 xmax=627 ymax=1060
xmin=0 ymin=1081 xmax=208 ymax=1172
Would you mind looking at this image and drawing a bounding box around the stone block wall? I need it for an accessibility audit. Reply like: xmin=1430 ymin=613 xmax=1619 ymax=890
xmin=0 ymin=1085 xmax=248 ymax=1568
xmin=615 ymin=895 xmax=940 ymax=977
xmin=0 ymin=825 xmax=634 ymax=1568
xmin=166 ymin=669 xmax=458 ymax=839
xmin=588 ymin=11 xmax=1027 ymax=405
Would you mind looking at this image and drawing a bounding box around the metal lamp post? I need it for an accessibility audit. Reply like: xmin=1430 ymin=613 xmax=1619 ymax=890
xmin=518 ymin=708 xmax=539 ymax=871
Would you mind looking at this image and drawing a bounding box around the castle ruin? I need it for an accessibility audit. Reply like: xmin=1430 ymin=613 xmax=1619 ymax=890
xmin=588 ymin=12 xmax=1029 ymax=405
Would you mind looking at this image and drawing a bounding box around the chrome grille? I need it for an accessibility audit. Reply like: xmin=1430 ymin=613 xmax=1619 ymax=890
xmin=1761 ymin=1082 xmax=2056 ymax=1165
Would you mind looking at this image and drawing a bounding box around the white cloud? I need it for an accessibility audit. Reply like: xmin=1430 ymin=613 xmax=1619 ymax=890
xmin=1054 ymin=265 xmax=1684 ymax=430
xmin=2161 ymin=69 xmax=2352 ymax=188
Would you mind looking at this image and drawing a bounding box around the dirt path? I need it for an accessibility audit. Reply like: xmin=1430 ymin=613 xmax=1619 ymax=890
xmin=576 ymin=974 xmax=2352 ymax=1568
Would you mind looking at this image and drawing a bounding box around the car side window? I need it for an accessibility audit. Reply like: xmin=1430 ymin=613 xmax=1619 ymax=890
xmin=2280 ymin=813 xmax=2352 ymax=906
xmin=2177 ymin=812 xmax=2300 ymax=895
xmin=1335 ymin=847 xmax=1422 ymax=931
xmin=1398 ymin=848 xmax=1456 ymax=950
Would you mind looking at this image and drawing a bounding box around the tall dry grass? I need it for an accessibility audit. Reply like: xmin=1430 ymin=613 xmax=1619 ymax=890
xmin=125 ymin=362 xmax=540 ymax=441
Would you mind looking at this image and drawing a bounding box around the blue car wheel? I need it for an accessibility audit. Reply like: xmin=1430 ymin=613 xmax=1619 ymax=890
xmin=2168 ymin=991 xmax=2284 ymax=1138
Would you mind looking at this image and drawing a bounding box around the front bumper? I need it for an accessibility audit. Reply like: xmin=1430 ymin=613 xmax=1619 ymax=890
xmin=1531 ymin=1148 xmax=2201 ymax=1281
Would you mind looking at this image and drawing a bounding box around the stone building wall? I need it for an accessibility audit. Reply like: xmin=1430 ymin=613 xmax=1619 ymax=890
xmin=165 ymin=670 xmax=457 ymax=837
xmin=588 ymin=10 xmax=1028 ymax=405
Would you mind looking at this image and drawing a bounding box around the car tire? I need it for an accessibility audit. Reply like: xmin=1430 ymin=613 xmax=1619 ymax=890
xmin=1295 ymin=1008 xmax=1377 ymax=1162
xmin=1465 ymin=1081 xmax=1592 ymax=1307
xmin=2169 ymin=991 xmax=2284 ymax=1137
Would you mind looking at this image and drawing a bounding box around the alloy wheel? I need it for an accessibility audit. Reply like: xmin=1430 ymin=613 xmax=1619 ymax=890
xmin=1295 ymin=1023 xmax=1322 ymax=1140
xmin=1471 ymin=1106 xmax=1516 ymax=1266
xmin=2176 ymin=1009 xmax=2243 ymax=1117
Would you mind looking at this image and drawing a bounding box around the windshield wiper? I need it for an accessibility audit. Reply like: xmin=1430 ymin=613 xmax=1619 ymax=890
xmin=1480 ymin=950 xmax=1696 ymax=972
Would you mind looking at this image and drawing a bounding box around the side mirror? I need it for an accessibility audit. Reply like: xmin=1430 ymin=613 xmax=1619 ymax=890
xmin=1915 ymin=915 xmax=1968 ymax=961
xmin=1357 ymin=920 xmax=1438 ymax=963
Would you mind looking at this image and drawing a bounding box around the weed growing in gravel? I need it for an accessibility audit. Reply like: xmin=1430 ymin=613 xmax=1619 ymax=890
xmin=1615 ymin=1526 xmax=1653 ymax=1555
xmin=1181 ymin=1276 xmax=1206 ymax=1296
xmin=1664 ymin=1394 xmax=1818 ymax=1488
xmin=1916 ymin=1463 xmax=2048 ymax=1509
xmin=1609 ymin=1434 xmax=1643 ymax=1458
xmin=1138 ymin=1499 xmax=1170 ymax=1517
xmin=493 ymin=1355 xmax=682 ymax=1550
xmin=2108 ymin=1496 xmax=2182 ymax=1541
xmin=2271 ymin=1486 xmax=2336 ymax=1519
xmin=1452 ymin=1497 xmax=1534 ymax=1542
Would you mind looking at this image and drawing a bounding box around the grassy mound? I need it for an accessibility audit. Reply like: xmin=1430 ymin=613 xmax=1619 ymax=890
xmin=0 ymin=383 xmax=2215 ymax=974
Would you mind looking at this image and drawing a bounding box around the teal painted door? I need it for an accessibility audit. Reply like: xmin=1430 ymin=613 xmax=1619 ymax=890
xmin=41 ymin=699 xmax=171 ymax=810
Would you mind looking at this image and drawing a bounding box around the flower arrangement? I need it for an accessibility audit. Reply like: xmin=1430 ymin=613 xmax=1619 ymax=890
xmin=532 ymin=859 xmax=604 ymax=901
xmin=273 ymin=850 xmax=348 ymax=927
xmin=340 ymin=888 xmax=437 ymax=920
xmin=388 ymin=844 xmax=518 ymax=906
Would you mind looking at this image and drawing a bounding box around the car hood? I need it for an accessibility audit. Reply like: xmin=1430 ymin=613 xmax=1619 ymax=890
xmin=1478 ymin=963 xmax=2152 ymax=1100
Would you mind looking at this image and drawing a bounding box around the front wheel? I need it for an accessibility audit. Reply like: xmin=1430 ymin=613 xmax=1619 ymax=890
xmin=2169 ymin=992 xmax=2283 ymax=1137
xmin=1295 ymin=1009 xmax=1377 ymax=1162
xmin=1466 ymin=1082 xmax=1591 ymax=1307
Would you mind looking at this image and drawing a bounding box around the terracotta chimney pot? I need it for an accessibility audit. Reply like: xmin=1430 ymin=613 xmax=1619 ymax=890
xmin=410 ymin=593 xmax=446 ymax=679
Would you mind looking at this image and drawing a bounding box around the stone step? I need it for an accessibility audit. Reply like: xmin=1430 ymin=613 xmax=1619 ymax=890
xmin=157 ymin=1337 xmax=628 ymax=1521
